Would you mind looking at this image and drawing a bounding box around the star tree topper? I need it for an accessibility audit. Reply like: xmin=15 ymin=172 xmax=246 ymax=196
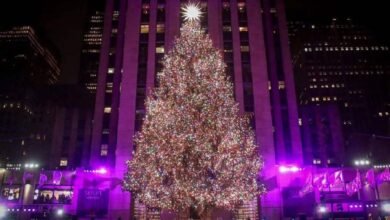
xmin=182 ymin=3 xmax=202 ymax=22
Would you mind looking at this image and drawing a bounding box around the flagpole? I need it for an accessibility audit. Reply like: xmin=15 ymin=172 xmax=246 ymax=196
xmin=356 ymin=168 xmax=361 ymax=200
xmin=375 ymin=169 xmax=381 ymax=201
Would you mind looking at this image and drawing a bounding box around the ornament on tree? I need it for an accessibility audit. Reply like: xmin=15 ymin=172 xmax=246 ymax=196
xmin=123 ymin=3 xmax=264 ymax=217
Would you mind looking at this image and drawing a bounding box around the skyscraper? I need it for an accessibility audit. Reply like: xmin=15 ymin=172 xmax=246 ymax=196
xmin=0 ymin=26 xmax=60 ymax=167
xmin=289 ymin=19 xmax=390 ymax=140
xmin=89 ymin=0 xmax=301 ymax=218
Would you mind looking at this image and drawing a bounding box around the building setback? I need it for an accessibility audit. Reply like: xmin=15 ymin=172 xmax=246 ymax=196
xmin=89 ymin=0 xmax=301 ymax=218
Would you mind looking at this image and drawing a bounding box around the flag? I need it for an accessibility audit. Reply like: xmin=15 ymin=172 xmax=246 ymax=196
xmin=328 ymin=170 xmax=344 ymax=187
xmin=52 ymin=171 xmax=62 ymax=185
xmin=38 ymin=173 xmax=48 ymax=186
xmin=313 ymin=172 xmax=328 ymax=191
xmin=299 ymin=173 xmax=313 ymax=197
xmin=365 ymin=169 xmax=376 ymax=187
xmin=378 ymin=168 xmax=390 ymax=184
xmin=345 ymin=170 xmax=362 ymax=196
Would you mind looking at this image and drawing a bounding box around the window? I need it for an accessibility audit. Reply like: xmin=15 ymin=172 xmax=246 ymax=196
xmin=104 ymin=107 xmax=111 ymax=114
xmin=140 ymin=25 xmax=149 ymax=33
xmin=108 ymin=68 xmax=115 ymax=74
xmin=59 ymin=158 xmax=68 ymax=167
xmin=223 ymin=26 xmax=232 ymax=32
xmin=100 ymin=144 xmax=108 ymax=156
xmin=239 ymin=26 xmax=248 ymax=32
xmin=34 ymin=189 xmax=73 ymax=204
xmin=156 ymin=47 xmax=164 ymax=53
xmin=1 ymin=187 xmax=21 ymax=201
xmin=156 ymin=24 xmax=165 ymax=33
xmin=240 ymin=45 xmax=249 ymax=52
xmin=278 ymin=81 xmax=285 ymax=90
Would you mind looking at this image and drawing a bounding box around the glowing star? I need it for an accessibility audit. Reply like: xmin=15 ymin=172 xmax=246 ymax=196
xmin=182 ymin=3 xmax=202 ymax=21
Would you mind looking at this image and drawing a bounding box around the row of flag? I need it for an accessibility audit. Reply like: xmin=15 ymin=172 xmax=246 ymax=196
xmin=299 ymin=168 xmax=390 ymax=197
xmin=4 ymin=171 xmax=63 ymax=186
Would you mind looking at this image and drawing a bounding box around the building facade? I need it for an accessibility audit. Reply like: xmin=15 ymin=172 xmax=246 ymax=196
xmin=289 ymin=19 xmax=390 ymax=140
xmin=0 ymin=26 xmax=60 ymax=167
xmin=2 ymin=2 xmax=390 ymax=220
xmin=88 ymin=0 xmax=301 ymax=219
xmin=79 ymin=0 xmax=106 ymax=93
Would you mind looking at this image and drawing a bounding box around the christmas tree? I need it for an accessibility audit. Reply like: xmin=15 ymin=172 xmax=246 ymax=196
xmin=123 ymin=4 xmax=263 ymax=218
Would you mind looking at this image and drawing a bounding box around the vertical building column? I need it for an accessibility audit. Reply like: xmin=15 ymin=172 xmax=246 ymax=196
xmin=207 ymin=0 xmax=223 ymax=50
xmin=108 ymin=0 xmax=128 ymax=167
xmin=276 ymin=0 xmax=303 ymax=163
xmin=164 ymin=0 xmax=180 ymax=51
xmin=50 ymin=107 xmax=65 ymax=169
xmin=109 ymin=0 xmax=142 ymax=219
xmin=230 ymin=0 xmax=245 ymax=112
xmin=82 ymin=111 xmax=92 ymax=167
xmin=146 ymin=0 xmax=158 ymax=95
xmin=246 ymin=0 xmax=281 ymax=218
xmin=329 ymin=105 xmax=345 ymax=163
xmin=68 ymin=109 xmax=79 ymax=167
xmin=90 ymin=0 xmax=114 ymax=167
xmin=261 ymin=0 xmax=286 ymax=162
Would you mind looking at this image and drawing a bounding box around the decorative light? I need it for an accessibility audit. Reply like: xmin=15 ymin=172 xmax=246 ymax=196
xmin=56 ymin=209 xmax=64 ymax=216
xmin=97 ymin=167 xmax=107 ymax=174
xmin=0 ymin=204 xmax=6 ymax=218
xmin=182 ymin=3 xmax=202 ymax=21
xmin=354 ymin=159 xmax=370 ymax=166
xmin=278 ymin=165 xmax=301 ymax=173
xmin=318 ymin=205 xmax=327 ymax=213
xmin=123 ymin=14 xmax=264 ymax=213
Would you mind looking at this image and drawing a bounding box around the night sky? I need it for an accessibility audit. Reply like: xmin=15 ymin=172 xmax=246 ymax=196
xmin=1 ymin=0 xmax=389 ymax=83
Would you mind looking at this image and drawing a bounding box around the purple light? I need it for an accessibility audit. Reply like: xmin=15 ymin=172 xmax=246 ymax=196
xmin=97 ymin=167 xmax=108 ymax=174
xmin=318 ymin=206 xmax=327 ymax=213
xmin=290 ymin=166 xmax=300 ymax=172
xmin=279 ymin=166 xmax=289 ymax=173
xmin=278 ymin=165 xmax=301 ymax=173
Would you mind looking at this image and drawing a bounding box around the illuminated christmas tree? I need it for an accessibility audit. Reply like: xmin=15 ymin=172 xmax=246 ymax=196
xmin=123 ymin=4 xmax=264 ymax=218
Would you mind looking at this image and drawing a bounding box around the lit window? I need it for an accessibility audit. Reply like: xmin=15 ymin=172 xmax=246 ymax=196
xmin=104 ymin=107 xmax=112 ymax=113
xmin=239 ymin=27 xmax=248 ymax=32
xmin=156 ymin=24 xmax=165 ymax=33
xmin=156 ymin=47 xmax=164 ymax=53
xmin=240 ymin=45 xmax=249 ymax=52
xmin=108 ymin=68 xmax=115 ymax=74
xmin=298 ymin=118 xmax=302 ymax=126
xmin=238 ymin=2 xmax=245 ymax=11
xmin=140 ymin=25 xmax=149 ymax=33
xmin=223 ymin=26 xmax=232 ymax=32
xmin=59 ymin=159 xmax=68 ymax=167
xmin=100 ymin=144 xmax=108 ymax=156
xmin=278 ymin=81 xmax=285 ymax=90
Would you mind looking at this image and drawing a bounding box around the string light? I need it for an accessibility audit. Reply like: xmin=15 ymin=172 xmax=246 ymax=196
xmin=124 ymin=17 xmax=264 ymax=216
